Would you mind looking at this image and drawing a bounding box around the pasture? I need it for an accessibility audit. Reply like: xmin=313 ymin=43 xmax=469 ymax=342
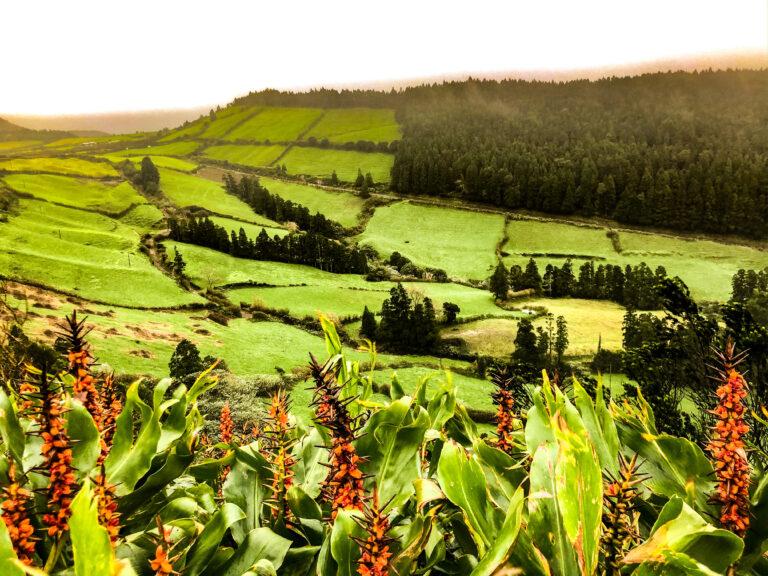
xmin=279 ymin=146 xmax=394 ymax=183
xmin=224 ymin=107 xmax=323 ymax=143
xmin=0 ymin=199 xmax=200 ymax=307
xmin=208 ymin=215 xmax=285 ymax=236
xmin=102 ymin=154 xmax=198 ymax=172
xmin=2 ymin=173 xmax=145 ymax=215
xmin=159 ymin=119 xmax=209 ymax=142
xmin=357 ymin=201 xmax=505 ymax=280
xmin=119 ymin=204 xmax=164 ymax=231
xmin=259 ymin=176 xmax=365 ymax=228
xmin=202 ymin=144 xmax=286 ymax=168
xmin=304 ymin=108 xmax=401 ymax=143
xmin=0 ymin=157 xmax=118 ymax=178
xmin=199 ymin=107 xmax=256 ymax=139
xmin=0 ymin=140 xmax=42 ymax=154
xmin=109 ymin=141 xmax=200 ymax=157
xmin=501 ymin=218 xmax=767 ymax=301
xmin=158 ymin=168 xmax=264 ymax=222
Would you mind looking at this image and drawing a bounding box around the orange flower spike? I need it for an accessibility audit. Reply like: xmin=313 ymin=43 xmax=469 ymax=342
xmin=261 ymin=391 xmax=299 ymax=526
xmin=1 ymin=463 xmax=37 ymax=566
xmin=352 ymin=490 xmax=396 ymax=576
xmin=707 ymin=342 xmax=751 ymax=538
xmin=59 ymin=312 xmax=102 ymax=427
xmin=489 ymin=366 xmax=518 ymax=455
xmin=94 ymin=470 xmax=121 ymax=545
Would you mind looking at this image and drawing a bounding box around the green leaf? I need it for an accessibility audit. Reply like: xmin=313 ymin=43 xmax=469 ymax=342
xmin=357 ymin=398 xmax=429 ymax=507
xmin=0 ymin=389 xmax=24 ymax=466
xmin=66 ymin=398 xmax=101 ymax=477
xmin=70 ymin=479 xmax=116 ymax=576
xmin=437 ymin=440 xmax=504 ymax=555
xmin=469 ymin=487 xmax=525 ymax=576
xmin=528 ymin=443 xmax=579 ymax=576
xmin=0 ymin=513 xmax=24 ymax=576
xmin=474 ymin=441 xmax=526 ymax=509
xmin=572 ymin=377 xmax=620 ymax=474
xmin=390 ymin=514 xmax=432 ymax=576
xmin=184 ymin=502 xmax=246 ymax=576
xmin=426 ymin=379 xmax=457 ymax=432
xmin=553 ymin=413 xmax=603 ymax=576
xmin=624 ymin=497 xmax=744 ymax=573
xmin=222 ymin=445 xmax=270 ymax=544
xmin=330 ymin=510 xmax=365 ymax=576
xmin=293 ymin=428 xmax=329 ymax=499
xmin=279 ymin=545 xmax=321 ymax=576
xmin=213 ymin=527 xmax=291 ymax=576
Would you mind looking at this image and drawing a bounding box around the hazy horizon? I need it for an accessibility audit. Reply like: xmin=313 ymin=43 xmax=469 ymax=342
xmin=1 ymin=0 xmax=765 ymax=118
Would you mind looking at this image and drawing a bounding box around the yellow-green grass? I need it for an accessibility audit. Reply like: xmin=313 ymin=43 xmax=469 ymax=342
xmin=0 ymin=140 xmax=42 ymax=153
xmin=502 ymin=218 xmax=767 ymax=302
xmin=159 ymin=119 xmax=209 ymax=142
xmin=3 ymin=173 xmax=145 ymax=215
xmin=0 ymin=199 xmax=200 ymax=307
xmin=109 ymin=141 xmax=200 ymax=158
xmin=357 ymin=201 xmax=505 ymax=280
xmin=208 ymin=215 xmax=286 ymax=237
xmin=224 ymin=107 xmax=323 ymax=143
xmin=102 ymin=155 xmax=198 ymax=172
xmin=158 ymin=168 xmax=263 ymax=222
xmin=0 ymin=157 xmax=118 ymax=178
xmin=260 ymin=176 xmax=365 ymax=228
xmin=305 ymin=108 xmax=401 ymax=143
xmin=202 ymin=144 xmax=286 ymax=168
xmin=119 ymin=204 xmax=165 ymax=232
xmin=199 ymin=107 xmax=256 ymax=139
xmin=280 ymin=147 xmax=393 ymax=183
xmin=442 ymin=318 xmax=519 ymax=358
xmin=44 ymin=134 xmax=147 ymax=148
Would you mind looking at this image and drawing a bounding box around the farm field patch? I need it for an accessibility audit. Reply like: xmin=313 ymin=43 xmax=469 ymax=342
xmin=357 ymin=201 xmax=505 ymax=280
xmin=0 ymin=157 xmax=118 ymax=177
xmin=224 ymin=107 xmax=323 ymax=143
xmin=202 ymin=144 xmax=286 ymax=168
xmin=259 ymin=176 xmax=365 ymax=228
xmin=159 ymin=119 xmax=209 ymax=141
xmin=208 ymin=215 xmax=285 ymax=237
xmin=304 ymin=108 xmax=401 ymax=143
xmin=119 ymin=204 xmax=164 ymax=232
xmin=0 ymin=200 xmax=200 ymax=307
xmin=2 ymin=173 xmax=145 ymax=215
xmin=102 ymin=154 xmax=198 ymax=172
xmin=0 ymin=140 xmax=42 ymax=153
xmin=109 ymin=141 xmax=200 ymax=157
xmin=158 ymin=168 xmax=263 ymax=222
xmin=280 ymin=146 xmax=394 ymax=183
xmin=199 ymin=107 xmax=256 ymax=139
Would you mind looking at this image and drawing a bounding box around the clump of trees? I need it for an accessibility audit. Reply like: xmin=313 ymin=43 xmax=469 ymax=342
xmin=122 ymin=156 xmax=160 ymax=194
xmin=388 ymin=251 xmax=448 ymax=282
xmin=363 ymin=284 xmax=439 ymax=352
xmin=491 ymin=258 xmax=669 ymax=310
xmin=223 ymin=174 xmax=342 ymax=238
xmin=512 ymin=314 xmax=569 ymax=372
xmin=168 ymin=216 xmax=368 ymax=274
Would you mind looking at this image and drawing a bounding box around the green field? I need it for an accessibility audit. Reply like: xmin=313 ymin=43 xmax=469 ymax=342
xmin=109 ymin=141 xmax=200 ymax=157
xmin=280 ymin=146 xmax=394 ymax=183
xmin=119 ymin=204 xmax=164 ymax=232
xmin=0 ymin=157 xmax=118 ymax=177
xmin=3 ymin=173 xmax=145 ymax=215
xmin=0 ymin=199 xmax=200 ymax=307
xmin=260 ymin=176 xmax=365 ymax=228
xmin=159 ymin=119 xmax=209 ymax=142
xmin=199 ymin=107 xmax=256 ymax=139
xmin=202 ymin=144 xmax=286 ymax=168
xmin=102 ymin=154 xmax=198 ymax=172
xmin=158 ymin=168 xmax=265 ymax=222
xmin=224 ymin=107 xmax=323 ymax=143
xmin=0 ymin=140 xmax=42 ymax=152
xmin=208 ymin=215 xmax=284 ymax=236
xmin=304 ymin=108 xmax=401 ymax=143
xmin=502 ymin=218 xmax=768 ymax=301
xmin=357 ymin=201 xmax=505 ymax=280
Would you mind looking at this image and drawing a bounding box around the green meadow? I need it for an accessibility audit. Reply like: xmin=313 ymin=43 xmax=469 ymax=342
xmin=0 ymin=199 xmax=200 ymax=307
xmin=199 ymin=107 xmax=256 ymax=139
xmin=208 ymin=215 xmax=285 ymax=236
xmin=0 ymin=157 xmax=118 ymax=178
xmin=159 ymin=119 xmax=209 ymax=142
xmin=502 ymin=218 xmax=767 ymax=301
xmin=280 ymin=146 xmax=394 ymax=183
xmin=0 ymin=140 xmax=42 ymax=153
xmin=259 ymin=176 xmax=365 ymax=228
xmin=119 ymin=204 xmax=165 ymax=232
xmin=202 ymin=144 xmax=286 ymax=168
xmin=357 ymin=201 xmax=505 ymax=280
xmin=304 ymin=108 xmax=401 ymax=143
xmin=3 ymin=173 xmax=145 ymax=215
xmin=109 ymin=141 xmax=200 ymax=157
xmin=224 ymin=107 xmax=323 ymax=143
xmin=102 ymin=155 xmax=198 ymax=172
xmin=158 ymin=168 xmax=263 ymax=222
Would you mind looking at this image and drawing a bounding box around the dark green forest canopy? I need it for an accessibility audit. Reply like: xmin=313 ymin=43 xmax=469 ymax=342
xmin=233 ymin=69 xmax=768 ymax=238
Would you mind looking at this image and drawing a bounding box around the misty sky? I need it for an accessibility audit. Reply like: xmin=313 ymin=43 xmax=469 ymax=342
xmin=2 ymin=0 xmax=765 ymax=115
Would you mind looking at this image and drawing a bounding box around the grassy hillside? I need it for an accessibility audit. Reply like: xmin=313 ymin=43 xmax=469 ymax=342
xmin=0 ymin=157 xmax=118 ymax=177
xmin=304 ymin=108 xmax=401 ymax=143
xmin=202 ymin=144 xmax=286 ymax=168
xmin=225 ymin=107 xmax=323 ymax=143
xmin=280 ymin=147 xmax=394 ymax=182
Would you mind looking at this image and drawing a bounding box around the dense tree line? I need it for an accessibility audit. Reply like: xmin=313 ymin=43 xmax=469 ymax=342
xmin=223 ymin=174 xmax=342 ymax=237
xmin=491 ymin=258 xmax=669 ymax=309
xmin=390 ymin=71 xmax=768 ymax=238
xmin=731 ymin=267 xmax=768 ymax=305
xmin=168 ymin=216 xmax=368 ymax=274
xmin=362 ymin=283 xmax=439 ymax=353
xmin=513 ymin=314 xmax=569 ymax=372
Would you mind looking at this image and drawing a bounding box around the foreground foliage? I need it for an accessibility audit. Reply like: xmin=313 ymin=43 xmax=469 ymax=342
xmin=1 ymin=313 xmax=768 ymax=575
